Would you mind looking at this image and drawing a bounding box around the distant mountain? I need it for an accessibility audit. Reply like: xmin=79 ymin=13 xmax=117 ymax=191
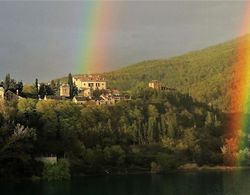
xmin=57 ymin=35 xmax=249 ymax=111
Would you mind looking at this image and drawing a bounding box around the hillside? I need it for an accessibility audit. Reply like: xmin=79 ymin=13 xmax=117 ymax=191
xmin=103 ymin=35 xmax=250 ymax=111
xmin=57 ymin=35 xmax=250 ymax=111
xmin=0 ymin=88 xmax=225 ymax=179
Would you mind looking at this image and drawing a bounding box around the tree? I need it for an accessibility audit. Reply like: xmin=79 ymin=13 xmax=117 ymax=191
xmin=221 ymin=138 xmax=238 ymax=166
xmin=68 ymin=73 xmax=73 ymax=98
xmin=93 ymin=89 xmax=102 ymax=99
xmin=4 ymin=73 xmax=11 ymax=90
xmin=3 ymin=74 xmax=17 ymax=91
xmin=72 ymin=83 xmax=78 ymax=97
xmin=35 ymin=78 xmax=39 ymax=94
xmin=50 ymin=80 xmax=59 ymax=95
xmin=38 ymin=83 xmax=47 ymax=98
xmin=23 ymin=85 xmax=37 ymax=96
xmin=103 ymin=145 xmax=125 ymax=166
xmin=43 ymin=159 xmax=70 ymax=181
xmin=205 ymin=111 xmax=214 ymax=127
xmin=166 ymin=113 xmax=177 ymax=138
xmin=148 ymin=105 xmax=159 ymax=142
xmin=50 ymin=80 xmax=56 ymax=90
xmin=16 ymin=81 xmax=23 ymax=95
xmin=45 ymin=85 xmax=54 ymax=96
xmin=0 ymin=124 xmax=36 ymax=178
xmin=156 ymin=153 xmax=179 ymax=171
xmin=18 ymin=98 xmax=37 ymax=113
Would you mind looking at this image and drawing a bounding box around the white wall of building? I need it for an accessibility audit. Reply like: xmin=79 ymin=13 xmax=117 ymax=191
xmin=0 ymin=87 xmax=4 ymax=100
xmin=73 ymin=77 xmax=107 ymax=90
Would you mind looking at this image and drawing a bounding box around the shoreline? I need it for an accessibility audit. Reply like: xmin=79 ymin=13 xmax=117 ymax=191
xmin=178 ymin=164 xmax=250 ymax=172
xmin=4 ymin=165 xmax=250 ymax=183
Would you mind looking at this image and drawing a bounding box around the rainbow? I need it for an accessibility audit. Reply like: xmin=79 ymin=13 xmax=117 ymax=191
xmin=75 ymin=1 xmax=119 ymax=74
xmin=229 ymin=1 xmax=250 ymax=166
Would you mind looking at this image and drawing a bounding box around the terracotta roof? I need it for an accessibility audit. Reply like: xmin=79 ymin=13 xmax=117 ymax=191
xmin=61 ymin=84 xmax=69 ymax=87
xmin=73 ymin=74 xmax=106 ymax=82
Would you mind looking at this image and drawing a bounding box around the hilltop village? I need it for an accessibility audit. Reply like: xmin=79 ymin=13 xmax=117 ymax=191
xmin=56 ymin=74 xmax=132 ymax=105
xmin=0 ymin=74 xmax=171 ymax=105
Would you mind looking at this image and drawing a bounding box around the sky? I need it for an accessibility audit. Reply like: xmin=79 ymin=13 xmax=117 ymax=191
xmin=0 ymin=0 xmax=247 ymax=83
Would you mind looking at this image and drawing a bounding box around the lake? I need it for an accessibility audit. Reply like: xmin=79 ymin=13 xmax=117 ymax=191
xmin=2 ymin=170 xmax=250 ymax=195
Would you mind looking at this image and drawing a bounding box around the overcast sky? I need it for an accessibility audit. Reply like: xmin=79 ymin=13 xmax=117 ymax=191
xmin=0 ymin=1 xmax=246 ymax=83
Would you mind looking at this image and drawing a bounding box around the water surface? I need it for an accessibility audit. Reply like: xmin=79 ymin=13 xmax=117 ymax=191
xmin=1 ymin=171 xmax=250 ymax=195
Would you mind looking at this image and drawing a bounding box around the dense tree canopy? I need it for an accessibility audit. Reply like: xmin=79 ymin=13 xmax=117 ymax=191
xmin=0 ymin=88 xmax=233 ymax=179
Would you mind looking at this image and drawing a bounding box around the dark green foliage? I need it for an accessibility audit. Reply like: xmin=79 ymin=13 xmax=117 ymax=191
xmin=35 ymin=78 xmax=39 ymax=94
xmin=72 ymin=83 xmax=78 ymax=97
xmin=50 ymin=80 xmax=60 ymax=96
xmin=15 ymin=81 xmax=23 ymax=94
xmin=68 ymin=73 xmax=74 ymax=98
xmin=0 ymin=123 xmax=37 ymax=179
xmin=43 ymin=159 xmax=70 ymax=181
xmin=2 ymin=74 xmax=24 ymax=95
xmin=4 ymin=73 xmax=12 ymax=90
xmin=0 ymin=88 xmax=226 ymax=179
xmin=156 ymin=153 xmax=179 ymax=171
xmin=65 ymin=73 xmax=78 ymax=98
xmin=103 ymin=145 xmax=125 ymax=166
xmin=38 ymin=83 xmax=54 ymax=98
xmin=93 ymin=89 xmax=102 ymax=99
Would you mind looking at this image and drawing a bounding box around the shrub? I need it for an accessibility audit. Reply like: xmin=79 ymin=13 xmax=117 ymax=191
xmin=104 ymin=145 xmax=125 ymax=166
xmin=150 ymin=161 xmax=161 ymax=173
xmin=156 ymin=153 xmax=179 ymax=172
xmin=42 ymin=159 xmax=70 ymax=181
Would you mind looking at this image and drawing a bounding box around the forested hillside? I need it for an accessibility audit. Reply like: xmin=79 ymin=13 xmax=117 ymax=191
xmin=56 ymin=35 xmax=250 ymax=110
xmin=0 ymin=89 xmax=228 ymax=180
xmin=102 ymin=35 xmax=249 ymax=111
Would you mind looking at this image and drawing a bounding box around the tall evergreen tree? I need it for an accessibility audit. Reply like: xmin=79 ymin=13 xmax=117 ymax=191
xmin=72 ymin=82 xmax=78 ymax=97
xmin=35 ymin=78 xmax=39 ymax=94
xmin=4 ymin=73 xmax=11 ymax=90
xmin=50 ymin=80 xmax=56 ymax=89
xmin=38 ymin=83 xmax=47 ymax=98
xmin=4 ymin=74 xmax=17 ymax=91
xmin=68 ymin=73 xmax=73 ymax=98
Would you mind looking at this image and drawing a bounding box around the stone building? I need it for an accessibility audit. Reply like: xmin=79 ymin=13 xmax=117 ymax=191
xmin=0 ymin=86 xmax=4 ymax=100
xmin=149 ymin=80 xmax=175 ymax=91
xmin=149 ymin=80 xmax=161 ymax=89
xmin=73 ymin=75 xmax=107 ymax=91
xmin=60 ymin=84 xmax=70 ymax=97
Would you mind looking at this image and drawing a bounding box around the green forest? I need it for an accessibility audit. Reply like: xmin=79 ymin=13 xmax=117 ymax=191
xmin=1 ymin=84 xmax=247 ymax=181
xmin=100 ymin=35 xmax=250 ymax=112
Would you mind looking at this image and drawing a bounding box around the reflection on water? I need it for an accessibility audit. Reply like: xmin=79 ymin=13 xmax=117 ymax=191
xmin=1 ymin=170 xmax=250 ymax=195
